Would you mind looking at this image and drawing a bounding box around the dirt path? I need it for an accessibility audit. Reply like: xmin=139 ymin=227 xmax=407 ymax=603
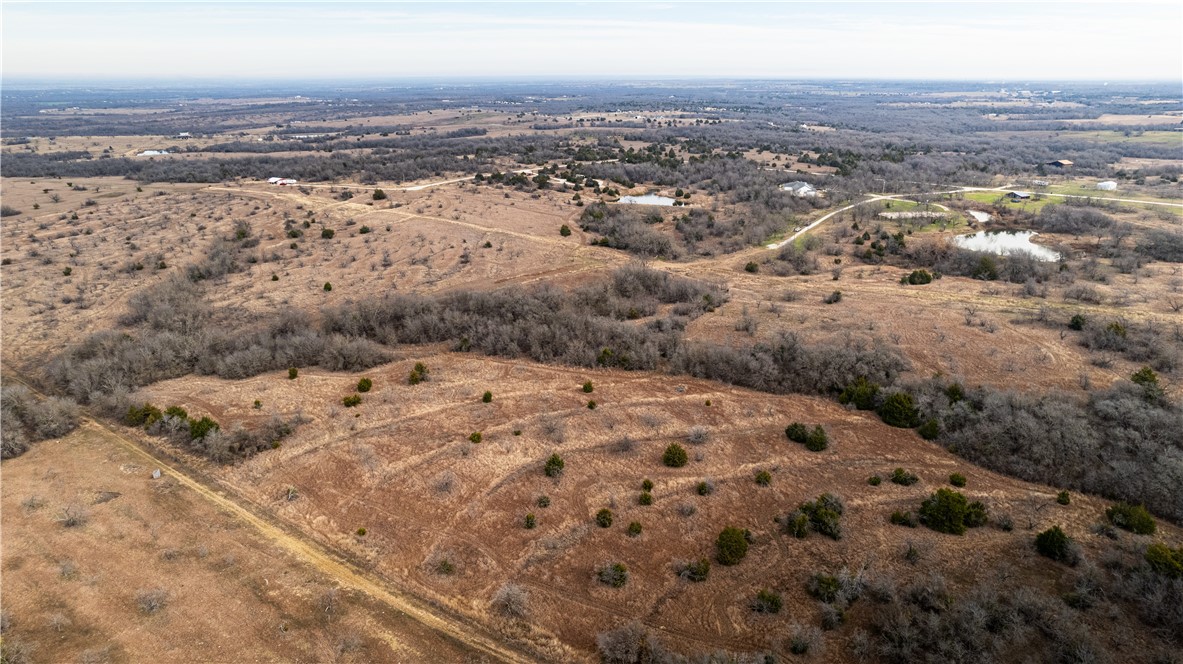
xmin=3 ymin=374 xmax=540 ymax=664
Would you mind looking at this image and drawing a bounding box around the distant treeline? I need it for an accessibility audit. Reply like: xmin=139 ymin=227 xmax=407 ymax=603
xmin=0 ymin=134 xmax=565 ymax=183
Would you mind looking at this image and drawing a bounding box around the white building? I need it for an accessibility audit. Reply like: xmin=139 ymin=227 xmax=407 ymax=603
xmin=1096 ymin=181 xmax=1118 ymax=191
xmin=780 ymin=181 xmax=818 ymax=198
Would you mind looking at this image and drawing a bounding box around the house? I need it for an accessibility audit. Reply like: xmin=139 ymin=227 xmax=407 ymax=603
xmin=1046 ymin=159 xmax=1074 ymax=168
xmin=780 ymin=181 xmax=818 ymax=198
xmin=1008 ymin=191 xmax=1032 ymax=201
xmin=1096 ymin=181 xmax=1118 ymax=191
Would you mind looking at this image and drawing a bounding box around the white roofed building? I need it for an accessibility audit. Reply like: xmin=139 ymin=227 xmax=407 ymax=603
xmin=780 ymin=181 xmax=818 ymax=198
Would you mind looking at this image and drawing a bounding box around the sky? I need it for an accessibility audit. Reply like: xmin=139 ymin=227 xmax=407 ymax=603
xmin=3 ymin=1 xmax=1181 ymax=82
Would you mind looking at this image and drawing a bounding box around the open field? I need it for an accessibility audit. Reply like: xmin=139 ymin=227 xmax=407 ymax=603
xmin=958 ymin=191 xmax=1060 ymax=213
xmin=1041 ymin=181 xmax=1183 ymax=206
xmin=124 ymin=353 xmax=1182 ymax=659
xmin=1064 ymin=130 xmax=1183 ymax=145
xmin=1061 ymin=113 xmax=1183 ymax=126
xmin=0 ymin=418 xmax=494 ymax=663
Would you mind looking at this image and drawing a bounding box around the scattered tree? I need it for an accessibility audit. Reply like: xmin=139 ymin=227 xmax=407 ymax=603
xmin=596 ymin=508 xmax=614 ymax=528
xmin=544 ymin=453 xmax=565 ymax=477
xmin=662 ymin=443 xmax=688 ymax=467
xmin=716 ymin=526 xmax=749 ymax=565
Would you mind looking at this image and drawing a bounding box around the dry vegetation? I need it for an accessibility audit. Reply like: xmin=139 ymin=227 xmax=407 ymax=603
xmin=0 ymin=422 xmax=486 ymax=663
xmin=2 ymin=81 xmax=1180 ymax=662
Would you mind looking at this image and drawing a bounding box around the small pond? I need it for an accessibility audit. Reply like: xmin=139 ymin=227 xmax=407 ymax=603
xmin=616 ymin=195 xmax=676 ymax=206
xmin=953 ymin=230 xmax=1059 ymax=262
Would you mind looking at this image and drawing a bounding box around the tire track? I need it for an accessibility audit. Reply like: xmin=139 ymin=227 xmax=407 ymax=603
xmin=3 ymin=373 xmax=541 ymax=664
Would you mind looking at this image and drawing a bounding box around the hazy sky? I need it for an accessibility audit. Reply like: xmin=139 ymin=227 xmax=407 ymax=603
xmin=3 ymin=1 xmax=1181 ymax=81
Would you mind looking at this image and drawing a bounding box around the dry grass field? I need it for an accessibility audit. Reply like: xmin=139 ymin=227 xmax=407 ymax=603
xmin=0 ymin=420 xmax=492 ymax=663
xmin=3 ymin=88 xmax=1182 ymax=662
xmin=116 ymin=354 xmax=1181 ymax=659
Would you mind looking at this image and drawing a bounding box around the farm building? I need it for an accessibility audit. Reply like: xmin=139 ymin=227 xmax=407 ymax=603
xmin=1008 ymin=191 xmax=1032 ymax=201
xmin=1096 ymin=181 xmax=1118 ymax=191
xmin=1046 ymin=159 xmax=1074 ymax=168
xmin=780 ymin=181 xmax=818 ymax=197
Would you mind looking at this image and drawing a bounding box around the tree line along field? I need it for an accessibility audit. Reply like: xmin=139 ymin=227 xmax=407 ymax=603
xmin=1 ymin=80 xmax=1181 ymax=663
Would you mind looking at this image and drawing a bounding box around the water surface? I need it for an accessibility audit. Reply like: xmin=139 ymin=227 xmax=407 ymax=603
xmin=616 ymin=195 xmax=676 ymax=206
xmin=953 ymin=230 xmax=1059 ymax=262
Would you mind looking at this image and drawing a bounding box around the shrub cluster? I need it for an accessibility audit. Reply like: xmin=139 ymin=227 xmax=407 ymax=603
xmin=915 ymin=378 xmax=1183 ymax=522
xmin=878 ymin=392 xmax=920 ymax=428
xmin=596 ymin=508 xmax=614 ymax=528
xmin=120 ymin=400 xmax=302 ymax=463
xmin=1145 ymin=543 xmax=1183 ymax=579
xmin=890 ymin=510 xmax=919 ymax=527
xmin=1035 ymin=525 xmax=1080 ymax=565
xmin=785 ymin=422 xmax=827 ymax=450
xmin=597 ymin=563 xmax=629 ymax=588
xmin=1 ymin=386 xmax=80 ymax=459
xmin=890 ymin=468 xmax=919 ymax=486
xmin=678 ymin=558 xmax=710 ymax=582
xmin=544 ymin=453 xmax=565 ymax=478
xmin=785 ymin=493 xmax=844 ymax=540
xmin=838 ymin=377 xmax=880 ymax=410
xmin=715 ymin=526 xmax=749 ymax=565
xmin=901 ymin=269 xmax=934 ymax=285
xmin=917 ymin=488 xmax=987 ymax=535
xmin=751 ymin=589 xmax=783 ymax=614
xmin=1106 ymin=502 xmax=1156 ymax=535
xmin=808 ymin=567 xmax=864 ymax=629
xmin=408 ymin=362 xmax=429 ymax=385
xmin=662 ymin=443 xmax=688 ymax=467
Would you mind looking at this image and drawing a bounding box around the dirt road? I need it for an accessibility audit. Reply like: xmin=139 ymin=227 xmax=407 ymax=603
xmin=3 ymin=374 xmax=541 ymax=664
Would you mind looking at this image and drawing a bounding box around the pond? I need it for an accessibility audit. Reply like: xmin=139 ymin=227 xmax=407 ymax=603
xmin=953 ymin=230 xmax=1059 ymax=262
xmin=616 ymin=195 xmax=676 ymax=206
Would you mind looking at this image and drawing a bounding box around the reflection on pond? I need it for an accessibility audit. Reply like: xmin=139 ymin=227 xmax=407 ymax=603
xmin=616 ymin=195 xmax=676 ymax=206
xmin=953 ymin=230 xmax=1059 ymax=262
